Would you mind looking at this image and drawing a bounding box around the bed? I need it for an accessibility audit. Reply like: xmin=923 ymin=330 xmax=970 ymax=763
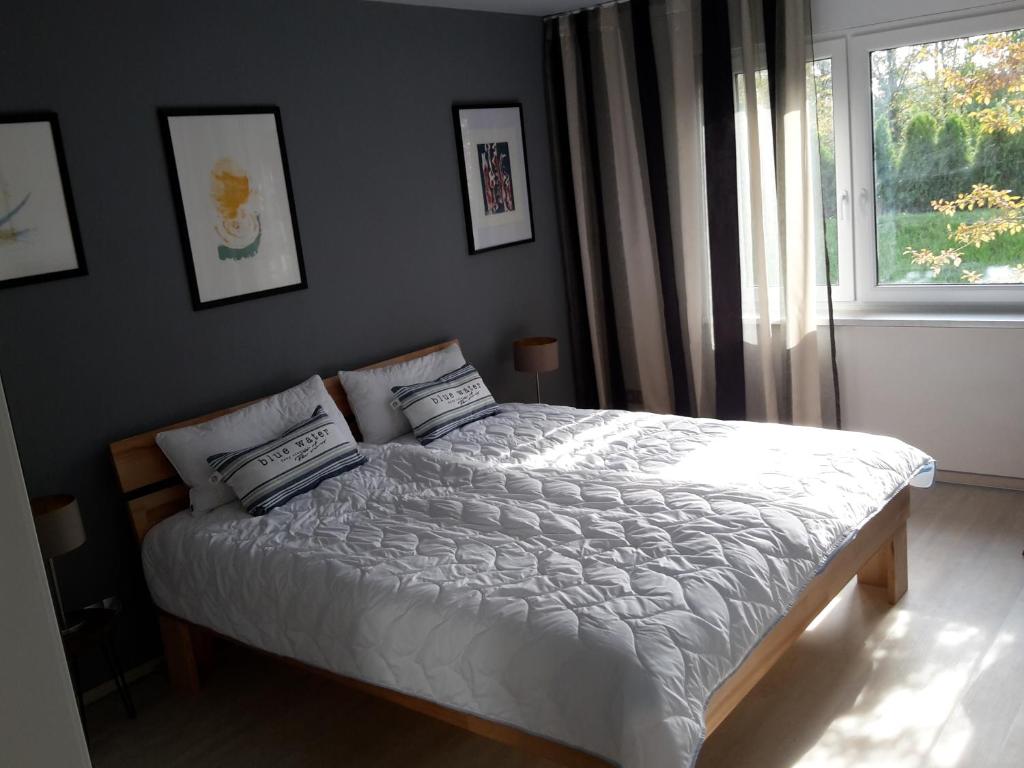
xmin=109 ymin=340 xmax=933 ymax=768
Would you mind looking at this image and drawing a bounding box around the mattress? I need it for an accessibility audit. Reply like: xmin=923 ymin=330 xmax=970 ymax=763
xmin=143 ymin=404 xmax=933 ymax=768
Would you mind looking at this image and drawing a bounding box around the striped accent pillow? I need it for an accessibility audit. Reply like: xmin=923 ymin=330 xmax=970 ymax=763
xmin=206 ymin=406 xmax=366 ymax=517
xmin=390 ymin=364 xmax=499 ymax=445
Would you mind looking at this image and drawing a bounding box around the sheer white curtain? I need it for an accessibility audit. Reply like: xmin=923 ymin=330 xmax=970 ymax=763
xmin=650 ymin=0 xmax=716 ymax=417
xmin=732 ymin=0 xmax=825 ymax=425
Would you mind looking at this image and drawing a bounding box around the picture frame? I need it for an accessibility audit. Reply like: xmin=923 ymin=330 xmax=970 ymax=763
xmin=452 ymin=103 xmax=535 ymax=254
xmin=159 ymin=106 xmax=307 ymax=310
xmin=0 ymin=112 xmax=87 ymax=289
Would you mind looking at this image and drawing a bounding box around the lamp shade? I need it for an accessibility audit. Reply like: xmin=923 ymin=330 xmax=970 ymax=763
xmin=31 ymin=495 xmax=85 ymax=560
xmin=513 ymin=337 xmax=559 ymax=374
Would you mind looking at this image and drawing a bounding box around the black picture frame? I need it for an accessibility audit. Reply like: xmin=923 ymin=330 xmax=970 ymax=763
xmin=452 ymin=102 xmax=535 ymax=255
xmin=158 ymin=106 xmax=307 ymax=311
xmin=0 ymin=112 xmax=87 ymax=290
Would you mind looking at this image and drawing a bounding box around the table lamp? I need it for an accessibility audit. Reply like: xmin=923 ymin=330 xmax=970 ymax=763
xmin=513 ymin=336 xmax=559 ymax=403
xmin=31 ymin=495 xmax=85 ymax=631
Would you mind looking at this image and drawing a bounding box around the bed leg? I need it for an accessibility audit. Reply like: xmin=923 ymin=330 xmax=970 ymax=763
xmin=857 ymin=521 xmax=908 ymax=605
xmin=159 ymin=614 xmax=203 ymax=694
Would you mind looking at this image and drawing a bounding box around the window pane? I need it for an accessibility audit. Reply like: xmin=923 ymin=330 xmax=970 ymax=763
xmin=810 ymin=58 xmax=839 ymax=287
xmin=871 ymin=29 xmax=1024 ymax=285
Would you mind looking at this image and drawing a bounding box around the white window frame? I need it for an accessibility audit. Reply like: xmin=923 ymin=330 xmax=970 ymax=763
xmin=848 ymin=8 xmax=1024 ymax=307
xmin=812 ymin=37 xmax=856 ymax=304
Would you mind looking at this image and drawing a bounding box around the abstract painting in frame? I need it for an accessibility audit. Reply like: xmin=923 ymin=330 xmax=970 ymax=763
xmin=160 ymin=107 xmax=306 ymax=310
xmin=0 ymin=113 xmax=86 ymax=289
xmin=452 ymin=103 xmax=534 ymax=254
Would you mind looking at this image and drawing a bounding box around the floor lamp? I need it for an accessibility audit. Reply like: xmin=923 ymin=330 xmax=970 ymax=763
xmin=31 ymin=495 xmax=85 ymax=633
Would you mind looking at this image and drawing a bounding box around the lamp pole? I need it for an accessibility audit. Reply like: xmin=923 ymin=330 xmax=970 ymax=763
xmin=47 ymin=558 xmax=68 ymax=630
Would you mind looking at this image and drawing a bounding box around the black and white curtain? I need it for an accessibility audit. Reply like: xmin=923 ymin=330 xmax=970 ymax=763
xmin=545 ymin=0 xmax=839 ymax=426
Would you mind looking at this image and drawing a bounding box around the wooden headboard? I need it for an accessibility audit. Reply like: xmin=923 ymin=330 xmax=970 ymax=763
xmin=110 ymin=339 xmax=459 ymax=543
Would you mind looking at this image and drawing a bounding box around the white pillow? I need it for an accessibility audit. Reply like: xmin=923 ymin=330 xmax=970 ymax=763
xmin=339 ymin=343 xmax=466 ymax=443
xmin=156 ymin=375 xmax=354 ymax=515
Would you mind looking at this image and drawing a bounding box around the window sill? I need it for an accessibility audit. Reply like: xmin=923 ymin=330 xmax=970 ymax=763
xmin=819 ymin=308 xmax=1024 ymax=329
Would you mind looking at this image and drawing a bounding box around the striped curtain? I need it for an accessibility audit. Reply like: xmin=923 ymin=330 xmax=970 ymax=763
xmin=545 ymin=0 xmax=838 ymax=426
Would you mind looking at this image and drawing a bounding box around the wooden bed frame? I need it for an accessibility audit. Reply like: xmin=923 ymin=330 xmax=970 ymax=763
xmin=109 ymin=339 xmax=910 ymax=768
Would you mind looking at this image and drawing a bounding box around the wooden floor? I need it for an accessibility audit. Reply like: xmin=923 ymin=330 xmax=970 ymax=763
xmin=87 ymin=483 xmax=1024 ymax=768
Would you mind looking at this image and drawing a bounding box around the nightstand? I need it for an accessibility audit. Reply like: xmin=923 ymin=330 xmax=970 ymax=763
xmin=61 ymin=598 xmax=136 ymax=732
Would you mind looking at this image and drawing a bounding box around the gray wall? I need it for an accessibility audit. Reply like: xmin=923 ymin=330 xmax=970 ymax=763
xmin=0 ymin=0 xmax=573 ymax=681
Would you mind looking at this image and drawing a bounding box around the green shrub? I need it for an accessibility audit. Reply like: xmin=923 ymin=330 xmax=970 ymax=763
xmin=973 ymin=131 xmax=1011 ymax=189
xmin=874 ymin=119 xmax=896 ymax=213
xmin=897 ymin=113 xmax=938 ymax=212
xmin=934 ymin=115 xmax=970 ymax=196
xmin=973 ymin=130 xmax=1024 ymax=193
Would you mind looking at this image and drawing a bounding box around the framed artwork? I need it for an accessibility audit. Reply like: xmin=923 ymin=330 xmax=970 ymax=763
xmin=0 ymin=113 xmax=86 ymax=289
xmin=452 ymin=103 xmax=534 ymax=254
xmin=160 ymin=107 xmax=306 ymax=310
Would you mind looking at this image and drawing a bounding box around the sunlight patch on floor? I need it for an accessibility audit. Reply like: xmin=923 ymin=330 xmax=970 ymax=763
xmin=792 ymin=612 xmax=1016 ymax=768
xmin=936 ymin=624 xmax=979 ymax=648
xmin=977 ymin=630 xmax=1016 ymax=674
xmin=798 ymin=663 xmax=974 ymax=767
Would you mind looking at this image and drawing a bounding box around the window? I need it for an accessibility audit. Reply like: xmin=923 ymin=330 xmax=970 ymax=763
xmin=849 ymin=9 xmax=1024 ymax=305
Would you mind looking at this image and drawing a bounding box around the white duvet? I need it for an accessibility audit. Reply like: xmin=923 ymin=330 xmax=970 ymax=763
xmin=143 ymin=405 xmax=933 ymax=768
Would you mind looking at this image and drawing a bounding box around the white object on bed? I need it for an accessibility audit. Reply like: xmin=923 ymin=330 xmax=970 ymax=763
xmin=155 ymin=375 xmax=354 ymax=515
xmin=144 ymin=404 xmax=932 ymax=768
xmin=207 ymin=405 xmax=366 ymax=517
xmin=339 ymin=342 xmax=465 ymax=444
xmin=390 ymin=363 xmax=499 ymax=444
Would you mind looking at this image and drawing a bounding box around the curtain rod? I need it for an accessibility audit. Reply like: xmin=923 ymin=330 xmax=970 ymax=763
xmin=543 ymin=0 xmax=630 ymax=21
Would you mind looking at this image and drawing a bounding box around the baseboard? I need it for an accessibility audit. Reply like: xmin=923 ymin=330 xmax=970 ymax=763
xmin=82 ymin=657 xmax=162 ymax=705
xmin=935 ymin=470 xmax=1024 ymax=492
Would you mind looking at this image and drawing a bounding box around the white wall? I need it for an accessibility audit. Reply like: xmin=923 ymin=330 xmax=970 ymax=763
xmin=835 ymin=324 xmax=1024 ymax=478
xmin=0 ymin=375 xmax=91 ymax=768
xmin=812 ymin=0 xmax=1024 ymax=480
